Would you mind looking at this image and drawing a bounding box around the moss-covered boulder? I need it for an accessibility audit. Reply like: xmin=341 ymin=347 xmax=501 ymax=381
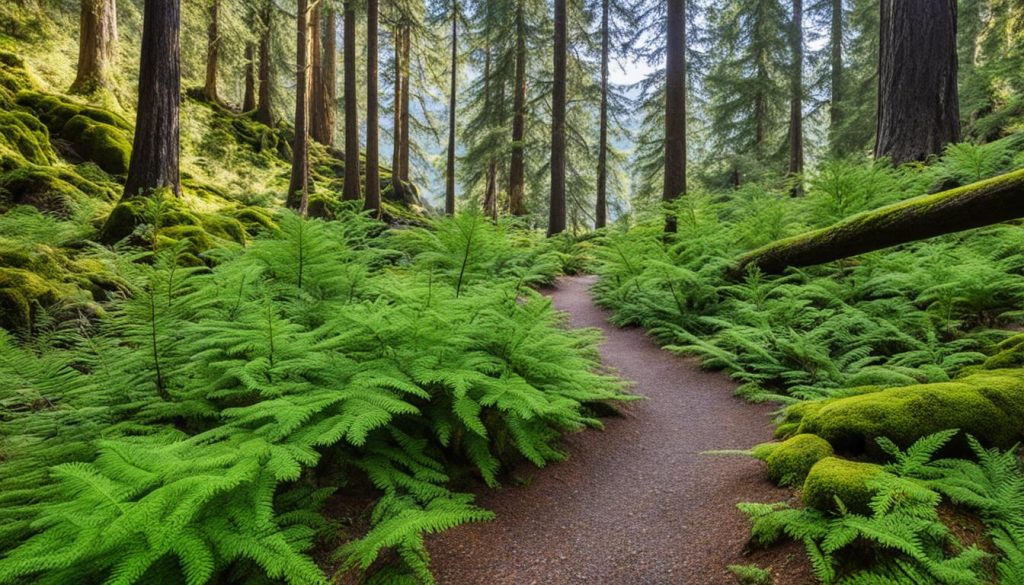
xmin=802 ymin=457 xmax=887 ymax=514
xmin=61 ymin=115 xmax=131 ymax=175
xmin=786 ymin=370 xmax=1024 ymax=453
xmin=0 ymin=267 xmax=64 ymax=329
xmin=0 ymin=164 xmax=118 ymax=216
xmin=753 ymin=434 xmax=834 ymax=487
xmin=0 ymin=110 xmax=55 ymax=165
xmin=0 ymin=52 xmax=34 ymax=109
xmin=983 ymin=334 xmax=1024 ymax=370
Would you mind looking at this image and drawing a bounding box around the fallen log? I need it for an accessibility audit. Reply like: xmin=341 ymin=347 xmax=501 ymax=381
xmin=729 ymin=168 xmax=1024 ymax=278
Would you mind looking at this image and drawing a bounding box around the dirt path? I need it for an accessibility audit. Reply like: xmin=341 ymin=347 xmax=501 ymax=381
xmin=427 ymin=275 xmax=810 ymax=584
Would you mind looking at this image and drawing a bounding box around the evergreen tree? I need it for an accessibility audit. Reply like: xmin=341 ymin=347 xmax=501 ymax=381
xmin=286 ymin=0 xmax=311 ymax=213
xmin=70 ymin=0 xmax=117 ymax=94
xmin=549 ymin=0 xmax=567 ymax=235
xmin=343 ymin=1 xmax=362 ymax=201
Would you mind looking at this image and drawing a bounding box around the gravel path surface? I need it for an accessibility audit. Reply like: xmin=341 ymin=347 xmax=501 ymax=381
xmin=427 ymin=275 xmax=809 ymax=585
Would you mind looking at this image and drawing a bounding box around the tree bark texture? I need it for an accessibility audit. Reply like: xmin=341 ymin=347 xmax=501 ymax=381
xmin=70 ymin=0 xmax=117 ymax=93
xmin=312 ymin=6 xmax=337 ymax=146
xmin=202 ymin=0 xmax=220 ymax=103
xmin=874 ymin=0 xmax=960 ymax=165
xmin=548 ymin=0 xmax=567 ymax=236
xmin=365 ymin=0 xmax=380 ymax=215
xmin=255 ymin=0 xmax=274 ymax=125
xmin=730 ymin=169 xmax=1024 ymax=277
xmin=391 ymin=27 xmax=405 ymax=201
xmin=445 ymin=1 xmax=458 ymax=216
xmin=828 ymin=0 xmax=843 ymax=153
xmin=663 ymin=0 xmax=686 ymax=233
xmin=286 ymin=0 xmax=310 ymax=213
xmin=342 ymin=2 xmax=361 ymax=201
xmin=399 ymin=28 xmax=411 ymax=182
xmin=509 ymin=3 xmax=528 ymax=217
xmin=243 ymin=41 xmax=256 ymax=111
xmin=595 ymin=0 xmax=610 ymax=228
xmin=788 ymin=0 xmax=804 ymax=195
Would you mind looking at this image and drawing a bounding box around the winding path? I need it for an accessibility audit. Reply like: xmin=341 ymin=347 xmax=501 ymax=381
xmin=427 ymin=276 xmax=809 ymax=584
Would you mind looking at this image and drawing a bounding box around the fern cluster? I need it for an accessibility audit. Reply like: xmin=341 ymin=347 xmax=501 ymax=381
xmin=741 ymin=430 xmax=1024 ymax=584
xmin=593 ymin=145 xmax=1024 ymax=403
xmin=0 ymin=209 xmax=628 ymax=584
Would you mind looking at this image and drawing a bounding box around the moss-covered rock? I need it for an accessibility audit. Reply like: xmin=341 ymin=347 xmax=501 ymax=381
xmin=0 ymin=267 xmax=61 ymax=329
xmin=199 ymin=213 xmax=247 ymax=244
xmin=61 ymin=115 xmax=131 ymax=175
xmin=983 ymin=334 xmax=1024 ymax=370
xmin=802 ymin=457 xmax=887 ymax=514
xmin=228 ymin=206 xmax=276 ymax=233
xmin=753 ymin=434 xmax=834 ymax=487
xmin=787 ymin=370 xmax=1024 ymax=453
xmin=0 ymin=110 xmax=55 ymax=165
xmin=0 ymin=52 xmax=34 ymax=109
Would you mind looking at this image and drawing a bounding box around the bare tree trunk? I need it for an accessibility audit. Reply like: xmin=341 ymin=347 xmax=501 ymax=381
xmin=399 ymin=27 xmax=411 ymax=182
xmin=243 ymin=41 xmax=256 ymax=111
xmin=874 ymin=0 xmax=960 ymax=164
xmin=663 ymin=0 xmax=686 ymax=233
xmin=365 ymin=0 xmax=380 ymax=215
xmin=731 ymin=169 xmax=1024 ymax=277
xmin=788 ymin=0 xmax=804 ymax=196
xmin=71 ymin=0 xmax=117 ymax=94
xmin=101 ymin=0 xmax=180 ymax=243
xmin=342 ymin=1 xmax=361 ymax=201
xmin=828 ymin=0 xmax=843 ymax=153
xmin=255 ymin=0 xmax=274 ymax=125
xmin=202 ymin=0 xmax=220 ymax=103
xmin=391 ymin=27 xmax=405 ymax=201
xmin=509 ymin=2 xmax=528 ymax=217
xmin=311 ymin=6 xmax=337 ymax=145
xmin=445 ymin=0 xmax=458 ymax=216
xmin=309 ymin=1 xmax=324 ymax=141
xmin=286 ymin=0 xmax=310 ymax=214
xmin=595 ymin=0 xmax=609 ymax=228
xmin=548 ymin=0 xmax=567 ymax=236
xmin=482 ymin=41 xmax=497 ymax=221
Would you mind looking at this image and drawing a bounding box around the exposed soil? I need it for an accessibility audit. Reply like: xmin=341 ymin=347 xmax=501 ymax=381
xmin=426 ymin=275 xmax=814 ymax=585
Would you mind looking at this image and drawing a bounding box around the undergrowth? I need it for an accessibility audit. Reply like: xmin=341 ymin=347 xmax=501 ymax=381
xmin=0 ymin=208 xmax=629 ymax=584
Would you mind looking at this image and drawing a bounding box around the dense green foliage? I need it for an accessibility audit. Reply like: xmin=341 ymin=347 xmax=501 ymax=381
xmin=0 ymin=209 xmax=628 ymax=584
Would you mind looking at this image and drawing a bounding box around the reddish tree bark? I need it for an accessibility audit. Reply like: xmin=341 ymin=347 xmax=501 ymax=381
xmin=286 ymin=0 xmax=311 ymax=213
xmin=365 ymin=0 xmax=380 ymax=215
xmin=508 ymin=3 xmax=528 ymax=217
xmin=202 ymin=0 xmax=221 ymax=103
xmin=548 ymin=0 xmax=567 ymax=236
xmin=663 ymin=0 xmax=686 ymax=232
xmin=342 ymin=1 xmax=361 ymax=201
xmin=70 ymin=0 xmax=118 ymax=94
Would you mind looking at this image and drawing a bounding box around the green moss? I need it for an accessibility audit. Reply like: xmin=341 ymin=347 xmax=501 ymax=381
xmin=0 ymin=267 xmax=60 ymax=329
xmin=983 ymin=334 xmax=1024 ymax=369
xmin=61 ymin=115 xmax=131 ymax=175
xmin=159 ymin=225 xmax=214 ymax=256
xmin=199 ymin=213 xmax=247 ymax=244
xmin=0 ymin=110 xmax=55 ymax=165
xmin=0 ymin=287 xmax=31 ymax=330
xmin=790 ymin=371 xmax=1024 ymax=453
xmin=0 ymin=166 xmax=89 ymax=215
xmin=754 ymin=434 xmax=834 ymax=487
xmin=0 ymin=51 xmax=34 ymax=109
xmin=229 ymin=207 xmax=277 ymax=233
xmin=802 ymin=457 xmax=886 ymax=514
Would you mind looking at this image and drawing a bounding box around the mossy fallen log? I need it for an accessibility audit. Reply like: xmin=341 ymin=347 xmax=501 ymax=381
xmin=730 ymin=168 xmax=1024 ymax=277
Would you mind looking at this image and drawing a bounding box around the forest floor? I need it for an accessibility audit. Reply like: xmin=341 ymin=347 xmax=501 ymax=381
xmin=425 ymin=275 xmax=814 ymax=584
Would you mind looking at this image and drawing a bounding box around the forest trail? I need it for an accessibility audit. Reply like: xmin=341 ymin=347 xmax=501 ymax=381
xmin=428 ymin=275 xmax=809 ymax=584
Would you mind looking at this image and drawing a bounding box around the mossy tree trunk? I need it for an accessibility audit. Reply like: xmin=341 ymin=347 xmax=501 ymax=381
xmin=70 ymin=0 xmax=117 ymax=94
xmin=662 ymin=0 xmax=686 ymax=233
xmin=342 ymin=1 xmax=361 ymax=201
xmin=730 ymin=168 xmax=1024 ymax=277
xmin=595 ymin=0 xmax=609 ymax=228
xmin=874 ymin=0 xmax=960 ymax=164
xmin=508 ymin=3 xmax=528 ymax=218
xmin=255 ymin=0 xmax=274 ymax=125
xmin=548 ymin=0 xmax=567 ymax=237
xmin=100 ymin=0 xmax=179 ymax=243
xmin=202 ymin=0 xmax=220 ymax=104
xmin=365 ymin=0 xmax=380 ymax=216
xmin=286 ymin=0 xmax=310 ymax=214
xmin=445 ymin=0 xmax=458 ymax=216
xmin=787 ymin=0 xmax=804 ymax=196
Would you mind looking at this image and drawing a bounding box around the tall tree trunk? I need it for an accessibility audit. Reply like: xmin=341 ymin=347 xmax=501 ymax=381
xmin=311 ymin=6 xmax=337 ymax=145
xmin=243 ymin=42 xmax=256 ymax=111
xmin=342 ymin=1 xmax=361 ymax=201
xmin=309 ymin=2 xmax=324 ymax=142
xmin=202 ymin=0 xmax=220 ymax=103
xmin=255 ymin=0 xmax=274 ymax=125
xmin=286 ymin=0 xmax=310 ymax=213
xmin=663 ymin=0 xmax=686 ymax=233
xmin=874 ymin=0 xmax=960 ymax=165
xmin=508 ymin=2 xmax=528 ymax=217
xmin=70 ymin=0 xmax=117 ymax=94
xmin=445 ymin=0 xmax=458 ymax=216
xmin=731 ymin=168 xmax=1024 ymax=277
xmin=391 ymin=27 xmax=405 ymax=201
xmin=399 ymin=28 xmax=411 ymax=182
xmin=101 ymin=0 xmax=180 ymax=243
xmin=548 ymin=0 xmax=567 ymax=236
xmin=828 ymin=0 xmax=843 ymax=153
xmin=482 ymin=41 xmax=497 ymax=221
xmin=595 ymin=0 xmax=609 ymax=228
xmin=365 ymin=0 xmax=380 ymax=215
xmin=788 ymin=0 xmax=804 ymax=196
